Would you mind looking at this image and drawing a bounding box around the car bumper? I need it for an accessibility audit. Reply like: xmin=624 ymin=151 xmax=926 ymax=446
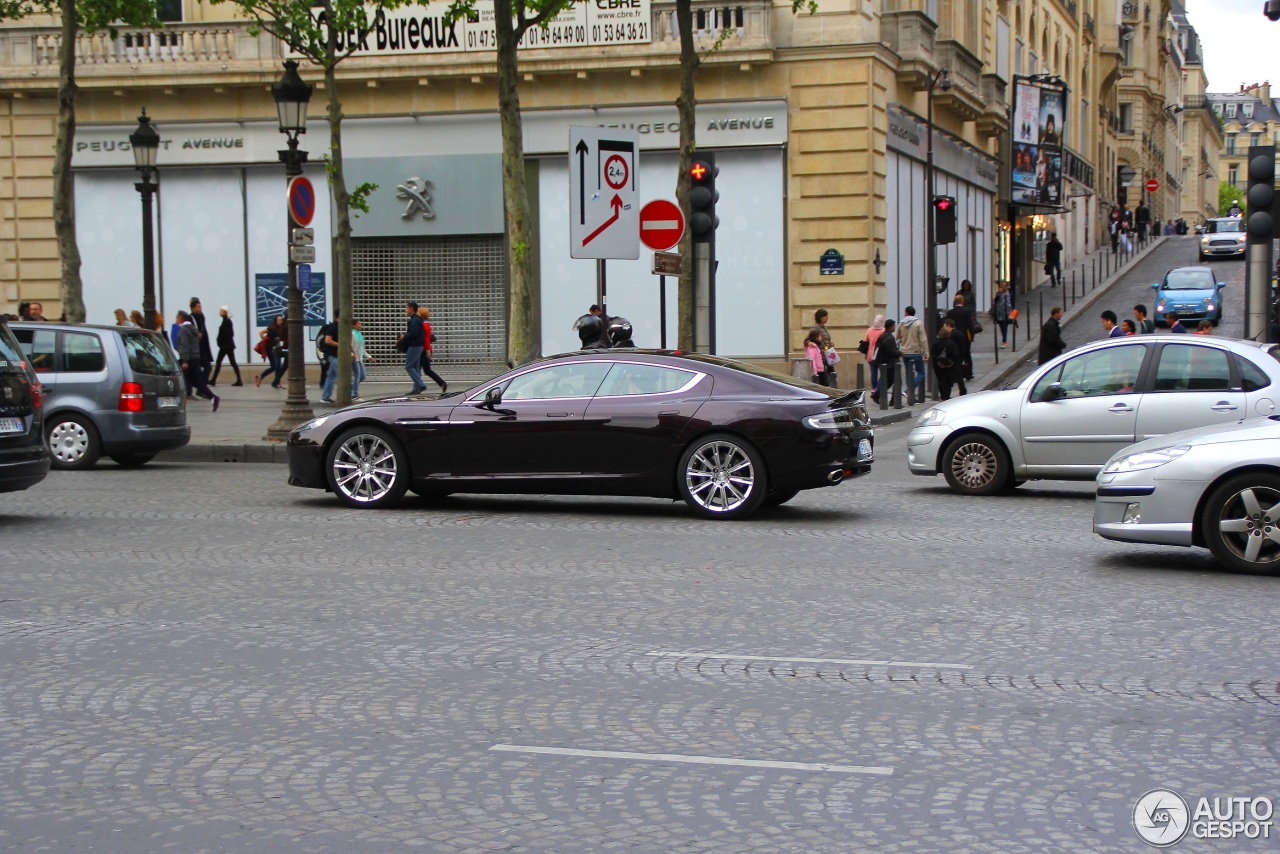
xmin=1093 ymin=474 xmax=1200 ymax=546
xmin=93 ymin=412 xmax=191 ymax=453
xmin=286 ymin=435 xmax=327 ymax=489
xmin=1199 ymin=244 xmax=1246 ymax=257
xmin=0 ymin=443 xmax=51 ymax=493
xmin=906 ymin=426 xmax=951 ymax=475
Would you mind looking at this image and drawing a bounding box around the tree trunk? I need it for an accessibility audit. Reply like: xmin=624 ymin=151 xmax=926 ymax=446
xmin=324 ymin=58 xmax=354 ymax=406
xmin=494 ymin=0 xmax=537 ymax=365
xmin=53 ymin=0 xmax=84 ymax=322
xmin=675 ymin=0 xmax=699 ymax=350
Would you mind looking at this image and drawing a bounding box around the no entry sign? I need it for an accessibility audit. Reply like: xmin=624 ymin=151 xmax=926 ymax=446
xmin=288 ymin=176 xmax=316 ymax=227
xmin=638 ymin=199 xmax=685 ymax=251
xmin=1145 ymin=179 xmax=1159 ymax=193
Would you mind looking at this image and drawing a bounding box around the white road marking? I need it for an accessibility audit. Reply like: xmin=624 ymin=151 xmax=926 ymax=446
xmin=490 ymin=744 xmax=893 ymax=776
xmin=646 ymin=651 xmax=972 ymax=670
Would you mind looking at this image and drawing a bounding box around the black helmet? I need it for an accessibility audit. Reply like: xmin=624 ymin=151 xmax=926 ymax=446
xmin=574 ymin=314 xmax=604 ymax=346
xmin=607 ymin=316 xmax=633 ymax=345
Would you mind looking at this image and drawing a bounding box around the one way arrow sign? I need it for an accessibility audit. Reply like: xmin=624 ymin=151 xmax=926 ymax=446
xmin=569 ymin=126 xmax=639 ymax=260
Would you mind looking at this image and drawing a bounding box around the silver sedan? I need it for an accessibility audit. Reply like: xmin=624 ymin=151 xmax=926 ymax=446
xmin=1094 ymin=416 xmax=1280 ymax=575
xmin=907 ymin=336 xmax=1280 ymax=495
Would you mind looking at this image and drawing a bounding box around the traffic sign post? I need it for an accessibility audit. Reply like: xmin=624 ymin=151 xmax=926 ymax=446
xmin=651 ymin=250 xmax=682 ymax=350
xmin=288 ymin=176 xmax=316 ymax=228
xmin=1145 ymin=178 xmax=1159 ymax=193
xmin=569 ymin=127 xmax=639 ymax=319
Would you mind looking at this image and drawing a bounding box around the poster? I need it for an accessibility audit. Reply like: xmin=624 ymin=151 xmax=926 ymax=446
xmin=1011 ymin=77 xmax=1068 ymax=207
xmin=255 ymin=272 xmax=327 ymax=326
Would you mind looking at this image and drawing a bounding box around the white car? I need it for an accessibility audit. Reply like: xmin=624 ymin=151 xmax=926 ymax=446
xmin=1094 ymin=417 xmax=1280 ymax=575
xmin=907 ymin=336 xmax=1280 ymax=495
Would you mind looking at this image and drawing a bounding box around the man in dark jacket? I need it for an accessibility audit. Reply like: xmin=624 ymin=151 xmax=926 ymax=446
xmin=1166 ymin=311 xmax=1188 ymax=333
xmin=1045 ymin=232 xmax=1063 ymax=287
xmin=1039 ymin=306 xmax=1066 ymax=365
xmin=176 ymin=310 xmax=220 ymax=411
xmin=399 ymin=301 xmax=427 ymax=395
xmin=189 ymin=297 xmax=214 ymax=382
xmin=944 ymin=294 xmax=976 ymax=380
xmin=872 ymin=319 xmax=902 ymax=404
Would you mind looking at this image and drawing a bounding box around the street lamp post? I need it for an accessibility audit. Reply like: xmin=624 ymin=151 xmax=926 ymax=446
xmin=924 ymin=67 xmax=951 ymax=399
xmin=265 ymin=60 xmax=315 ymax=441
xmin=129 ymin=111 xmax=160 ymax=332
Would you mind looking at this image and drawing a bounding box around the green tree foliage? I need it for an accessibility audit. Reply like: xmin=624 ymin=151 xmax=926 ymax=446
xmin=1219 ymin=179 xmax=1245 ymax=216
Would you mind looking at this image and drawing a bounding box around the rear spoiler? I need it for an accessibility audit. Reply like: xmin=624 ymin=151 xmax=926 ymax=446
xmin=831 ymin=388 xmax=866 ymax=408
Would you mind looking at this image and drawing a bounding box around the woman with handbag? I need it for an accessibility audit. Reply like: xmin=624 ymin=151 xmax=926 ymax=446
xmin=255 ymin=314 xmax=287 ymax=388
xmin=860 ymin=315 xmax=886 ymax=397
xmin=804 ymin=329 xmax=829 ymax=386
xmin=990 ymin=280 xmax=1015 ymax=349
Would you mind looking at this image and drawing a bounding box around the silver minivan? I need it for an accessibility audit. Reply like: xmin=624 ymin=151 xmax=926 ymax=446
xmin=12 ymin=322 xmax=190 ymax=469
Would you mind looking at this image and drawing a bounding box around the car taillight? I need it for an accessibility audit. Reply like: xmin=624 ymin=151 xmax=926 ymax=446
xmin=30 ymin=379 xmax=43 ymax=409
xmin=119 ymin=381 xmax=144 ymax=412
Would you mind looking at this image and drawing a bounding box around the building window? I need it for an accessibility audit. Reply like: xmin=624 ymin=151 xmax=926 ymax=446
xmin=1243 ymin=102 xmax=1254 ymax=118
xmin=157 ymin=0 xmax=181 ymax=21
xmin=1120 ymin=37 xmax=1133 ymax=66
xmin=1119 ymin=103 xmax=1134 ymax=133
xmin=1226 ymin=134 xmax=1236 ymax=155
xmin=1229 ymin=165 xmax=1238 ymax=185
xmin=1251 ymin=132 xmax=1261 ymax=148
xmin=1225 ymin=103 xmax=1237 ymax=118
xmin=1015 ymin=39 xmax=1023 ymax=76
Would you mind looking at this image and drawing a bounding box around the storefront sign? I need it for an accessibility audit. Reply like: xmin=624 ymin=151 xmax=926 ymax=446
xmin=346 ymin=154 xmax=504 ymax=237
xmin=886 ymin=106 xmax=998 ymax=193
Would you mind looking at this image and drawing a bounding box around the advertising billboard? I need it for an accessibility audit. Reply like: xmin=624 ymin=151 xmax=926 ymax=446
xmin=1011 ymin=77 xmax=1068 ymax=208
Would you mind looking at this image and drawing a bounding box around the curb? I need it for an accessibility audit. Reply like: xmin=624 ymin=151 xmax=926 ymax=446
xmin=159 ymin=442 xmax=288 ymax=464
xmin=870 ymin=409 xmax=915 ymax=426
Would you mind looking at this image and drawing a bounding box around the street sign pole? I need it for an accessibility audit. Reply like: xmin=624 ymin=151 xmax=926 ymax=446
xmin=660 ymin=276 xmax=667 ymax=349
xmin=596 ymin=259 xmax=607 ymax=320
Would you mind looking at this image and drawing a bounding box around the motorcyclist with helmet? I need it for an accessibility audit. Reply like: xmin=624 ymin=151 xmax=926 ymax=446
xmin=573 ymin=313 xmax=610 ymax=349
xmin=607 ymin=317 xmax=636 ymax=348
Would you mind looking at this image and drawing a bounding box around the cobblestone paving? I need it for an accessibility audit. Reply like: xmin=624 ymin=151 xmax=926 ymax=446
xmin=2 ymin=433 xmax=1279 ymax=852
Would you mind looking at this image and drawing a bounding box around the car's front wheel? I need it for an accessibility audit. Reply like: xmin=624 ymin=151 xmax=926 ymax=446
xmin=46 ymin=414 xmax=100 ymax=470
xmin=325 ymin=426 xmax=409 ymax=509
xmin=941 ymin=433 xmax=1011 ymax=495
xmin=1201 ymin=472 xmax=1280 ymax=575
xmin=677 ymin=433 xmax=767 ymax=520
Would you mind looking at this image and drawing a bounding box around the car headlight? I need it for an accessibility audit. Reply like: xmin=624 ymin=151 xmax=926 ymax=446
xmin=1103 ymin=445 xmax=1191 ymax=474
xmin=1238 ymin=234 xmax=1248 ymax=243
xmin=1200 ymin=236 xmax=1210 ymax=244
xmin=1156 ymin=300 xmax=1167 ymax=311
xmin=916 ymin=408 xmax=946 ymax=428
xmin=295 ymin=416 xmax=329 ymax=432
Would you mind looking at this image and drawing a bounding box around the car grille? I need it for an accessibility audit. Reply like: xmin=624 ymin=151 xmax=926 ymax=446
xmin=1209 ymin=239 xmax=1238 ymax=247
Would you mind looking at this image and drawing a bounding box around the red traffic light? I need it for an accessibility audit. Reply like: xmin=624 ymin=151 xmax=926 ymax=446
xmin=690 ymin=162 xmax=709 ymax=181
xmin=934 ymin=198 xmax=951 ymax=211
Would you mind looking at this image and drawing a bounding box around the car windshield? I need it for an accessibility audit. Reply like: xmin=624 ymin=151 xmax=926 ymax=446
xmin=1162 ymin=271 xmax=1215 ymax=290
xmin=0 ymin=322 xmax=27 ymax=374
xmin=122 ymin=330 xmax=179 ymax=375
xmin=1207 ymin=219 xmax=1245 ymax=233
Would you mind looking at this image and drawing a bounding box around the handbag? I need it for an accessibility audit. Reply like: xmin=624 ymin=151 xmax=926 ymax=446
xmin=395 ymin=337 xmax=409 ymax=353
xmin=825 ymin=347 xmax=841 ymax=366
xmin=857 ymin=339 xmax=869 ymax=355
xmin=253 ymin=338 xmax=268 ymax=358
xmin=972 ymin=320 xmax=984 ymax=335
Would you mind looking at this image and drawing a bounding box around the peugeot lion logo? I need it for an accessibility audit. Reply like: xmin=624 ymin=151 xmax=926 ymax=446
xmin=396 ymin=177 xmax=435 ymax=220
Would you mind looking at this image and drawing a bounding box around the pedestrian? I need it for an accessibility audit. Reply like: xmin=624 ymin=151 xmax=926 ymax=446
xmin=860 ymin=314 xmax=887 ymax=396
xmin=810 ymin=308 xmax=837 ymax=388
xmin=189 ymin=297 xmax=214 ymax=382
xmin=17 ymin=301 xmax=30 ymax=320
xmin=175 ymin=310 xmax=219 ymax=411
xmin=933 ymin=319 xmax=963 ymax=400
xmin=1195 ymin=320 xmax=1214 ymax=335
xmin=804 ymin=329 xmax=828 ymax=386
xmin=991 ymin=280 xmax=1015 ymax=348
xmin=1121 ymin=319 xmax=1137 ymax=336
xmin=1045 ymin=232 xmax=1064 ymax=287
xmin=897 ymin=305 xmax=928 ymax=404
xmin=25 ymin=302 xmax=47 ymax=321
xmin=113 ymin=308 xmax=132 ymax=326
xmin=1101 ymin=309 xmax=1124 ymax=338
xmin=318 ymin=310 xmax=341 ymax=404
xmin=417 ymin=306 xmax=448 ymax=395
xmin=398 ymin=301 xmax=428 ymax=395
xmin=872 ymin=319 xmax=902 ymax=404
xmin=210 ymin=306 xmax=243 ymax=386
xmin=351 ymin=319 xmax=368 ymax=401
xmin=129 ymin=309 xmax=146 ymax=328
xmin=958 ymin=280 xmax=977 ymax=312
xmin=255 ymin=314 xmax=287 ymax=388
xmin=1136 ymin=201 xmax=1150 ymax=244
xmin=1134 ymin=304 xmax=1155 ymax=334
xmin=586 ymin=304 xmax=611 ymax=347
xmin=1166 ymin=311 xmax=1188 ymax=333
xmin=1109 ymin=207 xmax=1121 ymax=254
xmin=944 ymin=294 xmax=976 ymax=380
xmin=1039 ymin=306 xmax=1066 ymax=365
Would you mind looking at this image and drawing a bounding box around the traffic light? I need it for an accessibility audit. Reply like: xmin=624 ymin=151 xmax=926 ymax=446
xmin=1246 ymin=146 xmax=1276 ymax=240
xmin=932 ymin=195 xmax=957 ymax=245
xmin=689 ymin=154 xmax=719 ymax=240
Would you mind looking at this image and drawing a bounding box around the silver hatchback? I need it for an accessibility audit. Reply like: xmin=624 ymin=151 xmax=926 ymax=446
xmin=907 ymin=336 xmax=1280 ymax=494
xmin=12 ymin=322 xmax=190 ymax=469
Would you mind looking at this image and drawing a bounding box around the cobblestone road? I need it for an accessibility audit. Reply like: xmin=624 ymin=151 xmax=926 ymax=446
xmin=3 ymin=434 xmax=1279 ymax=852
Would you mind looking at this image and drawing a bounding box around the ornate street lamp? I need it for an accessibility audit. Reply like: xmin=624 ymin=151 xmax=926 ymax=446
xmin=265 ymin=60 xmax=315 ymax=441
xmin=130 ymin=110 xmax=160 ymax=332
xmin=924 ymin=67 xmax=952 ymax=399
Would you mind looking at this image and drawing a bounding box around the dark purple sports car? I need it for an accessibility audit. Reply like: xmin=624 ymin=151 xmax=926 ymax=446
xmin=286 ymin=351 xmax=874 ymax=519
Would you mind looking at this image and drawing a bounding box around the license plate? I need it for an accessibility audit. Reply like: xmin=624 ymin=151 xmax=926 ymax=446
xmin=158 ymin=396 xmax=180 ymax=409
xmin=0 ymin=416 xmax=23 ymax=434
xmin=858 ymin=438 xmax=873 ymax=459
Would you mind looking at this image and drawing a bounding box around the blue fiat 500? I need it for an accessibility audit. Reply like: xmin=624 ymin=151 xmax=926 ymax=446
xmin=1151 ymin=266 xmax=1226 ymax=326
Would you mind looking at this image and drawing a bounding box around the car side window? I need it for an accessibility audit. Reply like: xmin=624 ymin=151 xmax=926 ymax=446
xmin=1152 ymin=344 xmax=1230 ymax=392
xmin=595 ymin=363 xmax=695 ymax=396
xmin=500 ymin=363 xmax=611 ymax=400
xmin=1238 ymin=357 xmax=1271 ymax=392
xmin=15 ymin=328 xmax=57 ymax=373
xmin=1033 ymin=345 xmax=1146 ymax=400
xmin=61 ymin=332 xmax=106 ymax=373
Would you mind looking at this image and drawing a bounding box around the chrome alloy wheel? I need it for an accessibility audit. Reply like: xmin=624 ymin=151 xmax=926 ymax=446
xmin=684 ymin=439 xmax=756 ymax=514
xmin=1215 ymin=485 xmax=1280 ymax=566
xmin=331 ymin=433 xmax=399 ymax=504
xmin=949 ymin=440 xmax=1000 ymax=490
xmin=48 ymin=420 xmax=91 ymax=464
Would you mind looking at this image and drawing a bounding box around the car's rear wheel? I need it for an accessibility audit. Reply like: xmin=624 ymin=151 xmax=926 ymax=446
xmin=941 ymin=433 xmax=1011 ymax=495
xmin=111 ymin=453 xmax=156 ymax=468
xmin=763 ymin=489 xmax=800 ymax=507
xmin=1200 ymin=472 xmax=1280 ymax=575
xmin=46 ymin=414 xmax=100 ymax=470
xmin=325 ymin=426 xmax=409 ymax=509
xmin=677 ymin=433 xmax=767 ymax=520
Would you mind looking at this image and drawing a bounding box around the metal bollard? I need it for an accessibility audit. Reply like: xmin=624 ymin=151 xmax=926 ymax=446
xmin=891 ymin=361 xmax=903 ymax=409
xmin=857 ymin=361 xmax=866 ymax=393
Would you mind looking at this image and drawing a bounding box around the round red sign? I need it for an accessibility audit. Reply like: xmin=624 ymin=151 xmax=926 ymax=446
xmin=638 ymin=199 xmax=685 ymax=252
xmin=288 ymin=176 xmax=316 ymax=227
xmin=1145 ymin=179 xmax=1159 ymax=193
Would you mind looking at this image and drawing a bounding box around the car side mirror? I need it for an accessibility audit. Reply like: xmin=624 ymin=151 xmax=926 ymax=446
xmin=478 ymin=386 xmax=503 ymax=409
xmin=1041 ymin=382 xmax=1065 ymax=402
xmin=1217 ymin=282 xmax=1226 ymax=289
xmin=1150 ymin=283 xmax=1160 ymax=289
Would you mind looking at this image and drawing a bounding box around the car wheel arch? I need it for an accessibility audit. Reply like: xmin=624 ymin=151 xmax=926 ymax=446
xmin=1190 ymin=464 xmax=1280 ymax=548
xmin=934 ymin=426 xmax=1021 ymax=475
xmin=672 ymin=427 xmax=772 ymax=494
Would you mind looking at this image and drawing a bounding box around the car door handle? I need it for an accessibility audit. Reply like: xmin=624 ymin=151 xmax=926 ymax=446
xmin=546 ymin=412 xmax=572 ymax=418
xmin=1210 ymin=402 xmax=1239 ymax=412
xmin=1108 ymin=403 xmax=1135 ymax=413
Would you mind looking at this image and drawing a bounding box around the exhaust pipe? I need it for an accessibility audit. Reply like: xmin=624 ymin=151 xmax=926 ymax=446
xmin=827 ymin=469 xmax=844 ymax=484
